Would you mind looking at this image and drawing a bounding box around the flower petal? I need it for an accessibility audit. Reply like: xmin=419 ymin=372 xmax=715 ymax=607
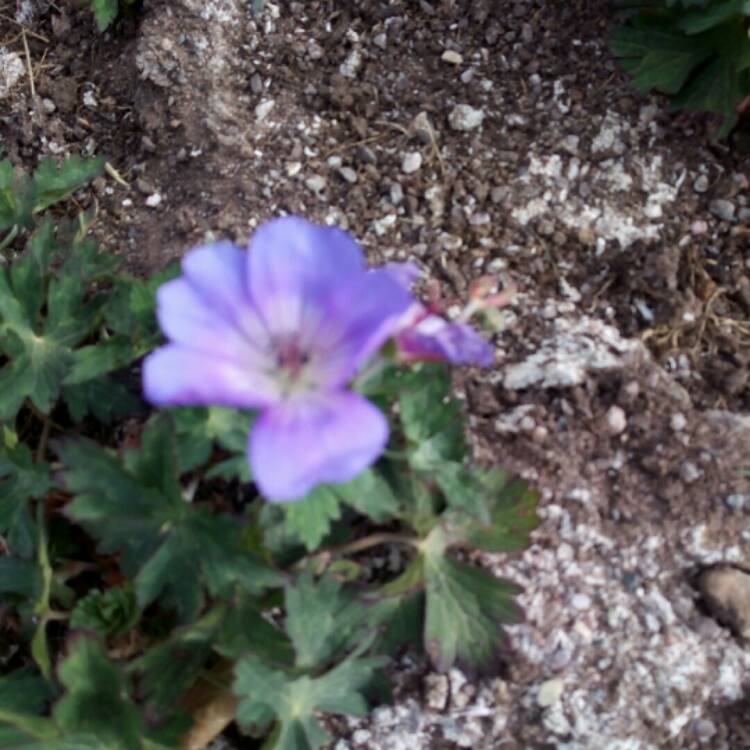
xmin=157 ymin=278 xmax=270 ymax=363
xmin=181 ymin=241 xmax=250 ymax=321
xmin=307 ymin=269 xmax=414 ymax=387
xmin=143 ymin=344 xmax=280 ymax=408
xmin=247 ymin=216 xmax=365 ymax=335
xmin=249 ymin=391 xmax=388 ymax=501
xmin=398 ymin=315 xmax=494 ymax=366
xmin=383 ymin=261 xmax=421 ymax=289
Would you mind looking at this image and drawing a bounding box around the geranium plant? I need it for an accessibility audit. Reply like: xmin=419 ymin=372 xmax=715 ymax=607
xmin=0 ymin=168 xmax=539 ymax=750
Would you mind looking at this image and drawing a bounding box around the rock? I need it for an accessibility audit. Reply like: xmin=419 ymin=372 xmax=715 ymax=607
xmin=250 ymin=73 xmax=263 ymax=94
xmin=373 ymin=33 xmax=387 ymax=49
xmin=604 ymin=406 xmax=627 ymax=436
xmin=693 ymin=174 xmax=709 ymax=193
xmin=255 ymin=99 xmax=275 ymax=121
xmin=389 ymin=182 xmax=404 ymax=205
xmin=571 ymin=593 xmax=592 ymax=610
xmin=679 ymin=461 xmax=702 ymax=483
xmin=145 ymin=193 xmax=162 ymax=208
xmin=304 ymin=175 xmax=326 ymax=193
xmin=441 ymin=50 xmax=463 ymax=65
xmin=669 ymin=413 xmax=687 ymax=432
xmin=401 ymin=151 xmax=423 ymax=174
xmin=424 ymin=674 xmax=449 ymax=710
xmin=448 ymin=104 xmax=485 ymax=131
xmin=709 ymin=199 xmax=735 ymax=222
xmin=356 ymin=146 xmax=377 ymax=165
xmin=339 ymin=49 xmax=362 ymax=78
xmin=698 ymin=565 xmax=750 ymax=639
xmin=537 ymin=678 xmax=564 ymax=708
xmin=338 ymin=167 xmax=358 ymax=184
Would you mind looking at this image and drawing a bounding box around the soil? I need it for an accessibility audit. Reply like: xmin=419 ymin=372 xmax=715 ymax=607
xmin=2 ymin=0 xmax=750 ymax=748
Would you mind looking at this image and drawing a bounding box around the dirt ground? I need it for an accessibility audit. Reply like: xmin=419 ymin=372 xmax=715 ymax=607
xmin=2 ymin=0 xmax=750 ymax=748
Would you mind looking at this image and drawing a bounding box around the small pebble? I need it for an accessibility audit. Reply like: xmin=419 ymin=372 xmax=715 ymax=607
xmin=441 ymin=50 xmax=463 ymax=65
xmin=338 ymin=167 xmax=358 ymax=184
xmin=698 ymin=564 xmax=750 ymax=639
xmin=571 ymin=593 xmax=592 ymax=610
xmin=304 ymin=175 xmax=326 ymax=193
xmin=537 ymin=678 xmax=564 ymax=708
xmin=390 ymin=182 xmax=404 ymax=205
xmin=255 ymin=99 xmax=275 ymax=121
xmin=670 ymin=413 xmax=687 ymax=432
xmin=401 ymin=151 xmax=423 ymax=174
xmin=709 ymin=199 xmax=735 ymax=222
xmin=691 ymin=220 xmax=708 ymax=235
xmin=448 ymin=104 xmax=485 ymax=131
xmin=679 ymin=461 xmax=701 ymax=483
xmin=145 ymin=193 xmax=162 ymax=208
xmin=693 ymin=174 xmax=709 ymax=193
xmin=604 ymin=405 xmax=627 ymax=436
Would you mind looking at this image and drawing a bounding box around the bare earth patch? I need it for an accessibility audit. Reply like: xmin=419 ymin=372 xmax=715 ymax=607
xmin=1 ymin=0 xmax=749 ymax=747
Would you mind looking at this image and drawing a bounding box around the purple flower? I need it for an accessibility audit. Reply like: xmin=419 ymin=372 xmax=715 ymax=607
xmin=385 ymin=263 xmax=494 ymax=367
xmin=143 ymin=217 xmax=412 ymax=502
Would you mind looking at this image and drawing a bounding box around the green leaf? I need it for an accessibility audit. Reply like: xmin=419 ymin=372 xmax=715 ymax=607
xmin=233 ymin=654 xmax=384 ymax=750
xmin=283 ymin=487 xmax=342 ymax=551
xmin=398 ymin=365 xmax=463 ymax=452
xmin=331 ymin=469 xmax=399 ymax=522
xmin=421 ymin=527 xmax=523 ymax=672
xmin=171 ymin=406 xmax=253 ymax=474
xmin=0 ymin=669 xmax=52 ymax=716
xmin=70 ymin=586 xmax=139 ymax=638
xmin=62 ymin=377 xmax=140 ymax=424
xmin=610 ymin=26 xmax=714 ymax=93
xmin=0 ymin=225 xmax=126 ymax=421
xmin=53 ymin=635 xmax=141 ymax=750
xmin=611 ymin=8 xmax=750 ymax=138
xmin=31 ymin=156 xmax=105 ymax=212
xmin=0 ymin=160 xmax=16 ymax=230
xmin=678 ymin=0 xmax=750 ymax=34
xmin=0 ymin=444 xmax=51 ymax=558
xmin=215 ymin=596 xmax=293 ymax=665
xmin=671 ymin=40 xmax=748 ymax=136
xmin=61 ymin=417 xmax=281 ymax=622
xmin=285 ymin=573 xmax=369 ymax=669
xmin=133 ymin=616 xmax=215 ymax=715
xmin=432 ymin=462 xmax=489 ymax=520
xmin=90 ymin=0 xmax=119 ymax=30
xmin=460 ymin=470 xmax=540 ymax=552
xmin=0 ymin=557 xmax=42 ymax=599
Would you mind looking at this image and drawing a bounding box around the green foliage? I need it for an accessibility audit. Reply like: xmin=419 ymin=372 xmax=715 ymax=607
xmin=0 ymin=156 xmax=104 ymax=234
xmin=60 ymin=416 xmax=281 ymax=622
xmin=612 ymin=0 xmax=750 ymax=137
xmin=54 ymin=636 xmax=142 ymax=750
xmin=69 ymin=586 xmax=139 ymax=638
xmin=234 ymin=653 xmax=385 ymax=750
xmin=0 ymin=168 xmax=540 ymax=750
xmin=89 ymin=0 xmax=139 ymax=31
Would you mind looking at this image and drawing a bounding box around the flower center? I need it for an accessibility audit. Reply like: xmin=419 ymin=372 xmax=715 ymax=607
xmin=274 ymin=337 xmax=311 ymax=390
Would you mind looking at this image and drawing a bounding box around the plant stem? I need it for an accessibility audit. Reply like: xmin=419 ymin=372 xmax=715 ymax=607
xmin=323 ymin=532 xmax=418 ymax=559
xmin=36 ymin=417 xmax=51 ymax=463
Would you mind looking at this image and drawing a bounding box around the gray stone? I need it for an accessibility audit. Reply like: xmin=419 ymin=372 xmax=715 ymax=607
xmin=448 ymin=104 xmax=485 ymax=131
xmin=709 ymin=199 xmax=735 ymax=222
xmin=401 ymin=151 xmax=423 ymax=174
xmin=692 ymin=174 xmax=709 ymax=193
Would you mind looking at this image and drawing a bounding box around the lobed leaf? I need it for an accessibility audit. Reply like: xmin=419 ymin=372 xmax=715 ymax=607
xmin=53 ymin=635 xmax=142 ymax=750
xmin=233 ymin=653 xmax=384 ymax=750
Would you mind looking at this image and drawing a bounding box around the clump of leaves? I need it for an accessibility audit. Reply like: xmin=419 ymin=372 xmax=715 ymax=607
xmin=0 ymin=158 xmax=541 ymax=750
xmin=611 ymin=0 xmax=750 ymax=138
